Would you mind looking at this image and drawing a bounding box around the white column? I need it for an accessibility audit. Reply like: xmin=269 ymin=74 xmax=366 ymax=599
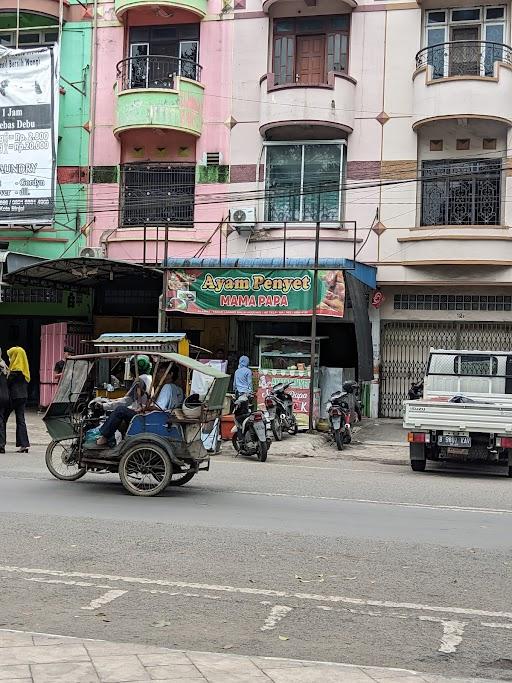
xmin=368 ymin=304 xmax=381 ymax=418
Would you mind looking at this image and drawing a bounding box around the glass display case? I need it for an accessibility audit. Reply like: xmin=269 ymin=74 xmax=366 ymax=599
xmin=257 ymin=336 xmax=324 ymax=428
xmin=258 ymin=336 xmax=321 ymax=374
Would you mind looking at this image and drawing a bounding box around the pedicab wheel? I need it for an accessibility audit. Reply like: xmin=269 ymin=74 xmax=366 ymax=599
xmin=257 ymin=440 xmax=268 ymax=462
xmin=334 ymin=430 xmax=344 ymax=451
xmin=119 ymin=444 xmax=172 ymax=496
xmin=169 ymin=471 xmax=196 ymax=487
xmin=45 ymin=439 xmax=86 ymax=481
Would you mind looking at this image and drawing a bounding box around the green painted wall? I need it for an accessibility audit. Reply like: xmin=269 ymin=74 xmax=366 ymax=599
xmin=0 ymin=19 xmax=91 ymax=260
xmin=0 ymin=183 xmax=88 ymax=259
xmin=58 ymin=22 xmax=92 ymax=167
xmin=1 ymin=288 xmax=92 ymax=316
xmin=115 ymin=0 xmax=207 ymax=18
xmin=116 ymin=80 xmax=204 ymax=137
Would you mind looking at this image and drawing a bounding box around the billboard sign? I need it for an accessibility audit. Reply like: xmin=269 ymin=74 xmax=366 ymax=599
xmin=0 ymin=46 xmax=59 ymax=224
xmin=165 ymin=268 xmax=345 ymax=317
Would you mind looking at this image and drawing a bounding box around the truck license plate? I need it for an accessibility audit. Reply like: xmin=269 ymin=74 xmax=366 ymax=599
xmin=438 ymin=435 xmax=471 ymax=448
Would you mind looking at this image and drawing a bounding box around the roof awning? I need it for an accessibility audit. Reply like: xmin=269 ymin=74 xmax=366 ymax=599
xmin=163 ymin=257 xmax=376 ymax=289
xmin=6 ymin=257 xmax=163 ymax=290
xmin=0 ymin=250 xmax=44 ymax=275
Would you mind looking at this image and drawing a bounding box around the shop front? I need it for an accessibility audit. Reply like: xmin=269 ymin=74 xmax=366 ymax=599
xmin=163 ymin=257 xmax=377 ymax=426
xmin=6 ymin=257 xmax=164 ymax=406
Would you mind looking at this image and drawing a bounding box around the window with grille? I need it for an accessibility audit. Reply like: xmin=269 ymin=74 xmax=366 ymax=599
xmin=120 ymin=163 xmax=195 ymax=227
xmin=1 ymin=287 xmax=64 ymax=304
xmin=394 ymin=293 xmax=512 ymax=311
xmin=421 ymin=158 xmax=501 ymax=226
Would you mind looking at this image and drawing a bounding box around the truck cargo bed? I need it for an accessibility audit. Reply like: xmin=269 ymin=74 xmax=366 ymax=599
xmin=403 ymin=400 xmax=512 ymax=435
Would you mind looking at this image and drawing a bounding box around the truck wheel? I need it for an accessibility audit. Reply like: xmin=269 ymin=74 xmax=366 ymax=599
xmin=410 ymin=443 xmax=426 ymax=472
xmin=508 ymin=466 xmax=512 ymax=478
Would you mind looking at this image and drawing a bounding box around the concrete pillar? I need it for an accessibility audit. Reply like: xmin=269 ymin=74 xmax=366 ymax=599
xmin=368 ymin=305 xmax=381 ymax=418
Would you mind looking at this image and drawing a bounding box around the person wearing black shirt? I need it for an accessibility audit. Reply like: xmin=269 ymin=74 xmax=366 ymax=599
xmin=54 ymin=346 xmax=74 ymax=382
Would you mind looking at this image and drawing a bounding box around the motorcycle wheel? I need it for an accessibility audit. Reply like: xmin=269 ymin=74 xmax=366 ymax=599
xmin=334 ymin=429 xmax=344 ymax=451
xmin=257 ymin=439 xmax=268 ymax=462
xmin=272 ymin=417 xmax=283 ymax=441
xmin=231 ymin=434 xmax=240 ymax=456
xmin=289 ymin=419 xmax=298 ymax=436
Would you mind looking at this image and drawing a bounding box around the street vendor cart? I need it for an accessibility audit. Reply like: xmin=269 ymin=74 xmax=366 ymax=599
xmin=256 ymin=336 xmax=325 ymax=428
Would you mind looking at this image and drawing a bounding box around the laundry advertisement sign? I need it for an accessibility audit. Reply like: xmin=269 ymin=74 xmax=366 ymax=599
xmin=165 ymin=268 xmax=345 ymax=317
xmin=0 ymin=46 xmax=59 ymax=224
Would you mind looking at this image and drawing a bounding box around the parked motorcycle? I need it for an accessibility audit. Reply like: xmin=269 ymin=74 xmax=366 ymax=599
xmin=343 ymin=380 xmax=363 ymax=424
xmin=231 ymin=393 xmax=271 ymax=462
xmin=408 ymin=381 xmax=424 ymax=400
xmin=326 ymin=389 xmax=351 ymax=451
xmin=265 ymin=382 xmax=298 ymax=441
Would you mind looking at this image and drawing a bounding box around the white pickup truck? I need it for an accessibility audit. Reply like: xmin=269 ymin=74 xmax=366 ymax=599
xmin=403 ymin=349 xmax=512 ymax=475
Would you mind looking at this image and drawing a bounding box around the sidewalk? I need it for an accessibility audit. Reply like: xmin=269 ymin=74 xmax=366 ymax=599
xmin=8 ymin=412 xmax=409 ymax=465
xmin=0 ymin=630 xmax=499 ymax=683
xmin=7 ymin=409 xmax=48 ymax=447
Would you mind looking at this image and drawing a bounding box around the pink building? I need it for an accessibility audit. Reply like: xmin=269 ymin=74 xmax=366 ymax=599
xmin=88 ymin=0 xmax=512 ymax=417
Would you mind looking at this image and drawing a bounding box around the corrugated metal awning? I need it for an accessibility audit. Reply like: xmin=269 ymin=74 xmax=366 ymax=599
xmin=5 ymin=257 xmax=163 ymax=289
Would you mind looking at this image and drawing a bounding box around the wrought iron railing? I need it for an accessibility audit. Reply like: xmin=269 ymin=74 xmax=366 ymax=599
xmin=116 ymin=55 xmax=202 ymax=91
xmin=415 ymin=40 xmax=512 ymax=79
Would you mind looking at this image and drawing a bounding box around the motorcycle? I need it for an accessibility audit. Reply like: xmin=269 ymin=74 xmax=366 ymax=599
xmin=265 ymin=382 xmax=298 ymax=441
xmin=408 ymin=381 xmax=423 ymax=400
xmin=231 ymin=393 xmax=271 ymax=462
xmin=326 ymin=388 xmax=352 ymax=451
xmin=343 ymin=380 xmax=363 ymax=424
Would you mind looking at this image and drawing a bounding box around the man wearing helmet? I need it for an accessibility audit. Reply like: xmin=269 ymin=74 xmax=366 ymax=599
xmin=94 ymin=355 xmax=153 ymax=448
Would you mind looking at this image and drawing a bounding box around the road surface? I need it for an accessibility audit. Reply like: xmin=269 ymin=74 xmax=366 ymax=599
xmin=0 ymin=444 xmax=511 ymax=680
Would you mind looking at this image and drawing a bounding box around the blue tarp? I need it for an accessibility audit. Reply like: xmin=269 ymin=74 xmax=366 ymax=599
xmin=163 ymin=258 xmax=376 ymax=290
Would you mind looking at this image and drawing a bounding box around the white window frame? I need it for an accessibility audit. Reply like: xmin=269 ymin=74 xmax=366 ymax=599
xmin=263 ymin=140 xmax=347 ymax=226
xmin=424 ymin=5 xmax=506 ymax=78
xmin=0 ymin=29 xmax=58 ymax=48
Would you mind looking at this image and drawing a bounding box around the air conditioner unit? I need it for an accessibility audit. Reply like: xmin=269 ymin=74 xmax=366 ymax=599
xmin=229 ymin=207 xmax=256 ymax=234
xmin=79 ymin=246 xmax=106 ymax=258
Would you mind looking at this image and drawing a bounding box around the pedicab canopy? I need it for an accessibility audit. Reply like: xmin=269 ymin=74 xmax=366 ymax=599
xmin=43 ymin=351 xmax=230 ymax=443
xmin=90 ymin=333 xmax=212 ymax=358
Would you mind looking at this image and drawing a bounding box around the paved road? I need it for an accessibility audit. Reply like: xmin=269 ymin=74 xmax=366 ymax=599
xmin=1 ymin=446 xmax=511 ymax=680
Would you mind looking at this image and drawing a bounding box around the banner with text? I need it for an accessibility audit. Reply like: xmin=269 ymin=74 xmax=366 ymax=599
xmin=0 ymin=46 xmax=59 ymax=224
xmin=165 ymin=268 xmax=345 ymax=317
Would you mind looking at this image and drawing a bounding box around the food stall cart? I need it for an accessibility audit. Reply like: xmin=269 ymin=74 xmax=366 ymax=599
xmin=256 ymin=336 xmax=325 ymax=428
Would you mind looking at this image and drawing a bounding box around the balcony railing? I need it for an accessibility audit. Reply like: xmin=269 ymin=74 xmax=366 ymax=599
xmin=116 ymin=55 xmax=202 ymax=91
xmin=416 ymin=40 xmax=512 ymax=80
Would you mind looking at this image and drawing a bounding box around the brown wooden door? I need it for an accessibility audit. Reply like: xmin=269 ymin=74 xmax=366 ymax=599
xmin=296 ymin=35 xmax=325 ymax=85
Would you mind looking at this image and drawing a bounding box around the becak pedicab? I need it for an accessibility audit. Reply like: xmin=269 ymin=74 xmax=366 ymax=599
xmin=43 ymin=351 xmax=230 ymax=496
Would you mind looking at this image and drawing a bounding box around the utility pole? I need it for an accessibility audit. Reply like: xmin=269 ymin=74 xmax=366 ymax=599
xmin=308 ymin=221 xmax=320 ymax=431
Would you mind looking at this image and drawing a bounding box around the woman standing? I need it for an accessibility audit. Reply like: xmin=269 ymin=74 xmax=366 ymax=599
xmin=0 ymin=351 xmax=9 ymax=454
xmin=6 ymin=346 xmax=30 ymax=453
